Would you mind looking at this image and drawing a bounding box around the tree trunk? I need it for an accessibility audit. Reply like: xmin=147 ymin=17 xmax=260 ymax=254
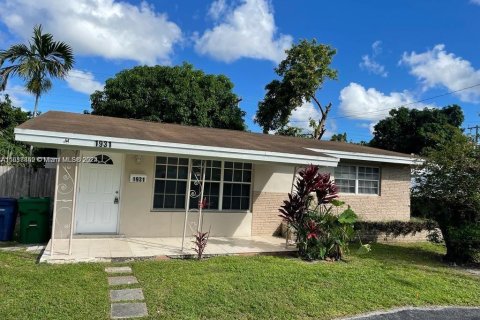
xmin=313 ymin=102 xmax=332 ymax=140
xmin=28 ymin=94 xmax=39 ymax=158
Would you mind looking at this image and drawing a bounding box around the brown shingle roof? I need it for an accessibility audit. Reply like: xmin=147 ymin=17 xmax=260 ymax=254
xmin=18 ymin=111 xmax=412 ymax=159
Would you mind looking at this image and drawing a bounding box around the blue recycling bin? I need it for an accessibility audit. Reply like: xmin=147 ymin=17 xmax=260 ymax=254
xmin=0 ymin=198 xmax=18 ymax=241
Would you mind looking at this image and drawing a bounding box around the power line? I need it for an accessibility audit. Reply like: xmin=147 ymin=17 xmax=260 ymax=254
xmin=290 ymin=82 xmax=480 ymax=123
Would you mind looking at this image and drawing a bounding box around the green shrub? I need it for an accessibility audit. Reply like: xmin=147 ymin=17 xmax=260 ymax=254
xmin=279 ymin=165 xmax=366 ymax=261
xmin=448 ymin=224 xmax=480 ymax=264
xmin=355 ymin=220 xmax=439 ymax=238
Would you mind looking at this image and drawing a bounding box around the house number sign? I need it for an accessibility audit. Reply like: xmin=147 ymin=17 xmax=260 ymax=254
xmin=130 ymin=174 xmax=147 ymax=183
xmin=95 ymin=140 xmax=112 ymax=148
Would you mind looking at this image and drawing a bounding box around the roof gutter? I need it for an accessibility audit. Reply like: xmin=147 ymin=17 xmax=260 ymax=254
xmin=14 ymin=128 xmax=339 ymax=167
xmin=306 ymin=148 xmax=421 ymax=165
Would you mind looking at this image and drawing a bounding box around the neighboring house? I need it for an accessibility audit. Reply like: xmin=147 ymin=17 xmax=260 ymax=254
xmin=15 ymin=111 xmax=417 ymax=239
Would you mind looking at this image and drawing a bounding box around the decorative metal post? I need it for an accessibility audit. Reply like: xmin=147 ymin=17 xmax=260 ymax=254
xmin=181 ymin=160 xmax=207 ymax=252
xmin=68 ymin=162 xmax=79 ymax=255
xmin=50 ymin=151 xmax=61 ymax=258
xmin=181 ymin=159 xmax=193 ymax=252
xmin=50 ymin=150 xmax=77 ymax=256
xmin=197 ymin=162 xmax=207 ymax=233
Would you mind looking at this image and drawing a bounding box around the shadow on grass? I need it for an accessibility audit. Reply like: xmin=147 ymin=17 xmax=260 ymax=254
xmin=351 ymin=242 xmax=446 ymax=266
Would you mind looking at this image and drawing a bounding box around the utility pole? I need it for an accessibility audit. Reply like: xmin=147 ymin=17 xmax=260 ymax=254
xmin=467 ymin=125 xmax=480 ymax=144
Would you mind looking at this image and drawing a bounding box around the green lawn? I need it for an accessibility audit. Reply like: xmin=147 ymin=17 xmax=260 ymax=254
xmin=0 ymin=243 xmax=479 ymax=320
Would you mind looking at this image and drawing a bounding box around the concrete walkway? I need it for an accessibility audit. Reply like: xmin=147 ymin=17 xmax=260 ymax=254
xmin=340 ymin=306 xmax=480 ymax=320
xmin=41 ymin=235 xmax=295 ymax=263
xmin=106 ymin=266 xmax=148 ymax=319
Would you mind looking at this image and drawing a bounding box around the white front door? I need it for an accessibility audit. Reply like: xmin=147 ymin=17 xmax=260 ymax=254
xmin=75 ymin=152 xmax=123 ymax=234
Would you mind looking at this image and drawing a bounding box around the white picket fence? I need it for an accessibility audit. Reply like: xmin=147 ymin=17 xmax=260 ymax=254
xmin=0 ymin=166 xmax=56 ymax=198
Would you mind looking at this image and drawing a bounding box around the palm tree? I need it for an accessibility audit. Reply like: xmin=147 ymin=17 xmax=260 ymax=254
xmin=0 ymin=24 xmax=74 ymax=118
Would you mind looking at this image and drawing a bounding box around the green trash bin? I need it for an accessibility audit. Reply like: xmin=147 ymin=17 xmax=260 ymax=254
xmin=18 ymin=197 xmax=51 ymax=244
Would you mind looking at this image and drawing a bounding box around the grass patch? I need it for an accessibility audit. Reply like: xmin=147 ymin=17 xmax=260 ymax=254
xmin=0 ymin=242 xmax=478 ymax=319
xmin=0 ymin=250 xmax=109 ymax=320
xmin=134 ymin=242 xmax=479 ymax=319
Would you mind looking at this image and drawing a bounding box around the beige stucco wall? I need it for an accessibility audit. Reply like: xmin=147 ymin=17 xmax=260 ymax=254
xmin=251 ymin=163 xmax=296 ymax=235
xmin=119 ymin=154 xmax=252 ymax=237
xmin=52 ymin=150 xmax=412 ymax=239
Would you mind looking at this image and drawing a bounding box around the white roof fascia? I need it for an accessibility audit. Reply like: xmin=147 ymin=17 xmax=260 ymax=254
xmin=15 ymin=128 xmax=340 ymax=167
xmin=306 ymin=148 xmax=421 ymax=165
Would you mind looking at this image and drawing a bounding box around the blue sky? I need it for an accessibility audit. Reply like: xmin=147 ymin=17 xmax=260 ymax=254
xmin=1 ymin=0 xmax=479 ymax=142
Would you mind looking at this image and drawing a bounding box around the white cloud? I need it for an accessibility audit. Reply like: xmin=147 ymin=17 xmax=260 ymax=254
xmin=195 ymin=0 xmax=293 ymax=63
xmin=401 ymin=44 xmax=480 ymax=103
xmin=358 ymin=122 xmax=376 ymax=134
xmin=339 ymin=82 xmax=434 ymax=121
xmin=2 ymin=84 xmax=31 ymax=109
xmin=371 ymin=40 xmax=383 ymax=55
xmin=66 ymin=69 xmax=103 ymax=95
xmin=287 ymin=102 xmax=336 ymax=139
xmin=359 ymin=40 xmax=388 ymax=77
xmin=471 ymin=0 xmax=480 ymax=5
xmin=208 ymin=0 xmax=228 ymax=19
xmin=289 ymin=102 xmax=322 ymax=130
xmin=0 ymin=0 xmax=183 ymax=65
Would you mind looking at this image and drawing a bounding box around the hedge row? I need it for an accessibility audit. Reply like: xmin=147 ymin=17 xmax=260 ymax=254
xmin=354 ymin=220 xmax=439 ymax=238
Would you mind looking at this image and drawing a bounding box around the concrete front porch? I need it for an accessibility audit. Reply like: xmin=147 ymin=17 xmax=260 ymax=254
xmin=40 ymin=235 xmax=296 ymax=263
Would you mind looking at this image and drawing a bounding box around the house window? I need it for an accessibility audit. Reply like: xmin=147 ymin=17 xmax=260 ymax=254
xmin=153 ymin=157 xmax=189 ymax=209
xmin=358 ymin=166 xmax=380 ymax=194
xmin=333 ymin=165 xmax=356 ymax=193
xmin=222 ymin=162 xmax=252 ymax=210
xmin=334 ymin=165 xmax=380 ymax=195
xmin=189 ymin=160 xmax=222 ymax=210
xmin=89 ymin=154 xmax=113 ymax=165
xmin=153 ymin=157 xmax=252 ymax=211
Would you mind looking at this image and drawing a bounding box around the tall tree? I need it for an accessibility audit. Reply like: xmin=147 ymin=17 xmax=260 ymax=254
xmin=275 ymin=126 xmax=309 ymax=138
xmin=90 ymin=63 xmax=246 ymax=130
xmin=255 ymin=39 xmax=337 ymax=139
xmin=0 ymin=25 xmax=74 ymax=118
xmin=0 ymin=94 xmax=30 ymax=158
xmin=370 ymin=105 xmax=464 ymax=155
xmin=330 ymin=132 xmax=347 ymax=142
xmin=413 ymin=131 xmax=480 ymax=263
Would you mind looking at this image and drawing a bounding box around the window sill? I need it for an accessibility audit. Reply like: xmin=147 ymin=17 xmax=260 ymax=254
xmin=339 ymin=193 xmax=380 ymax=197
xmin=149 ymin=209 xmax=251 ymax=214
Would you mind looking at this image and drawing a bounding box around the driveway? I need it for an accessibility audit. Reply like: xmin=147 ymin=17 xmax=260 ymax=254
xmin=341 ymin=307 xmax=480 ymax=320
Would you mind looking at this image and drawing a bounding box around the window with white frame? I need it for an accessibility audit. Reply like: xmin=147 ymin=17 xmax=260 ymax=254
xmin=222 ymin=161 xmax=252 ymax=210
xmin=357 ymin=166 xmax=380 ymax=194
xmin=189 ymin=159 xmax=222 ymax=210
xmin=334 ymin=165 xmax=380 ymax=195
xmin=153 ymin=157 xmax=189 ymax=209
xmin=153 ymin=157 xmax=252 ymax=211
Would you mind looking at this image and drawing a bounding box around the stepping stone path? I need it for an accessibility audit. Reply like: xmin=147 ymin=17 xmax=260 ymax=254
xmin=108 ymin=276 xmax=138 ymax=286
xmin=106 ymin=266 xmax=148 ymax=319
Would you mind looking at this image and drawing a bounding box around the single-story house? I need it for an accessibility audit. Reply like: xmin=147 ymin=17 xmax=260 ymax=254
xmin=15 ymin=111 xmax=417 ymax=242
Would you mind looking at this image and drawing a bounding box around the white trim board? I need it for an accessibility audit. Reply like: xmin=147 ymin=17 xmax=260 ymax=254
xmin=306 ymin=148 xmax=420 ymax=165
xmin=15 ymin=128 xmax=339 ymax=166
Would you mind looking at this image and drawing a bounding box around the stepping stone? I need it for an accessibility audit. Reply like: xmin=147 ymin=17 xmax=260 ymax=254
xmin=111 ymin=302 xmax=148 ymax=319
xmin=0 ymin=247 xmax=21 ymax=252
xmin=105 ymin=266 xmax=132 ymax=274
xmin=26 ymin=245 xmax=45 ymax=252
xmin=110 ymin=288 xmax=144 ymax=302
xmin=108 ymin=276 xmax=138 ymax=286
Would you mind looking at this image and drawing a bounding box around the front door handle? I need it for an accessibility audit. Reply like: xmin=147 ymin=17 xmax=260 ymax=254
xmin=114 ymin=196 xmax=119 ymax=204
